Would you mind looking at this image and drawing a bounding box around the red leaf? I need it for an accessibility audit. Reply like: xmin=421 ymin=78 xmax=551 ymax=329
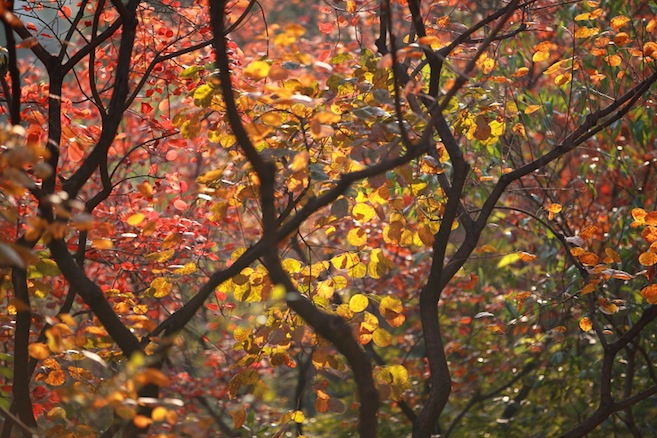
xmin=318 ymin=22 xmax=334 ymax=34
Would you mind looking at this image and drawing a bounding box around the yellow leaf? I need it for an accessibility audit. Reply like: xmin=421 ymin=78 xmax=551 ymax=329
xmin=150 ymin=277 xmax=172 ymax=298
xmin=574 ymin=26 xmax=599 ymax=39
xmin=281 ymin=258 xmax=302 ymax=273
xmin=532 ymin=50 xmax=550 ymax=62
xmin=313 ymin=111 xmax=341 ymax=124
xmin=289 ymin=151 xmax=309 ymax=172
xmin=352 ymin=203 xmax=376 ymax=222
xmin=610 ymin=15 xmax=630 ymax=31
xmin=579 ymin=317 xmax=593 ymax=332
xmin=555 ymin=72 xmax=572 ymax=85
xmin=126 ymin=213 xmax=145 ymax=226
xmin=349 ymin=294 xmax=369 ymax=312
xmin=372 ymin=328 xmax=393 ymax=347
xmin=261 ymin=111 xmax=284 ymax=126
xmin=380 ymin=296 xmax=403 ymax=314
xmin=173 ymin=262 xmax=196 ymax=275
xmin=475 ymin=53 xmax=496 ymax=74
xmin=347 ymin=228 xmax=367 ymax=247
xmin=161 ymin=232 xmax=182 ymax=250
xmin=28 ymin=342 xmax=50 ymax=359
xmin=639 ymin=251 xmax=657 ymax=266
xmin=244 ymin=60 xmax=271 ymax=80
xmin=330 ymin=252 xmax=360 ymax=270
xmin=291 ymin=410 xmax=305 ymax=423
xmin=348 ymin=262 xmax=367 ymax=278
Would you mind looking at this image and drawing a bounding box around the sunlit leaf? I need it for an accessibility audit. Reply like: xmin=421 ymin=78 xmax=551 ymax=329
xmin=346 ymin=228 xmax=367 ymax=247
xmin=150 ymin=277 xmax=172 ymax=298
xmin=574 ymin=26 xmax=599 ymax=39
xmin=28 ymin=342 xmax=50 ymax=360
xmin=349 ymin=294 xmax=369 ymax=313
xmin=244 ymin=60 xmax=271 ymax=80
xmin=352 ymin=203 xmax=376 ymax=222
xmin=641 ymin=284 xmax=657 ymax=304
xmin=639 ymin=251 xmax=657 ymax=266
xmin=579 ymin=317 xmax=593 ymax=332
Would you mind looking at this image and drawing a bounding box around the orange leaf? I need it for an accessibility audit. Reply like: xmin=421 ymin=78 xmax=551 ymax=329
xmin=641 ymin=284 xmax=657 ymax=304
xmin=610 ymin=15 xmax=630 ymax=31
xmin=639 ymin=251 xmax=657 ymax=266
xmin=546 ymin=203 xmax=562 ymax=214
xmin=579 ymin=226 xmax=598 ymax=240
xmin=518 ymin=252 xmax=537 ymax=262
xmin=28 ymin=343 xmax=50 ymax=360
xmin=44 ymin=369 xmax=66 ymax=386
xmin=632 ymin=208 xmax=647 ymax=223
xmin=579 ymin=317 xmax=593 ymax=332
xmin=578 ymin=252 xmax=599 ymax=265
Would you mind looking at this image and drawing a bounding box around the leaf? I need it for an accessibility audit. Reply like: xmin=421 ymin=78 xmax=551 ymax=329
xmin=126 ymin=213 xmax=145 ymax=226
xmin=372 ymin=328 xmax=393 ymax=347
xmin=545 ymin=203 xmax=562 ymax=214
xmin=150 ymin=277 xmax=172 ymax=298
xmin=28 ymin=342 xmax=50 ymax=359
xmin=641 ymin=284 xmax=657 ymax=304
xmin=244 ymin=60 xmax=271 ymax=80
xmin=639 ymin=251 xmax=657 ymax=266
xmin=230 ymin=404 xmax=246 ymax=429
xmin=532 ymin=50 xmax=550 ymax=63
xmin=574 ymin=26 xmax=599 ymax=39
xmin=605 ymin=55 xmax=622 ymax=67
xmin=579 ymin=317 xmax=593 ymax=332
xmin=518 ymin=252 xmax=537 ymax=262
xmin=347 ymin=228 xmax=367 ymax=247
xmin=35 ymin=259 xmax=61 ymax=276
xmin=497 ymin=253 xmax=520 ymax=268
xmin=292 ymin=410 xmax=305 ymax=423
xmin=578 ymin=252 xmax=599 ymax=265
xmin=524 ymin=104 xmax=541 ymax=114
xmin=477 ymin=244 xmax=497 ymax=253
xmin=610 ymin=15 xmax=630 ymax=31
xmin=555 ymin=72 xmax=572 ymax=85
xmin=349 ymin=294 xmax=369 ymax=313
xmin=289 ymin=150 xmax=309 ymax=172
xmin=44 ymin=369 xmax=66 ymax=386
xmin=352 ymin=203 xmax=376 ymax=222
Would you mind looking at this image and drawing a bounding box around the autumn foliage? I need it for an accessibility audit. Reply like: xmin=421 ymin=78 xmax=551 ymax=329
xmin=1 ymin=0 xmax=657 ymax=436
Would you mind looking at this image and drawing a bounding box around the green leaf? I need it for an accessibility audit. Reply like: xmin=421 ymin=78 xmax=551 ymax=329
xmin=35 ymin=259 xmax=61 ymax=276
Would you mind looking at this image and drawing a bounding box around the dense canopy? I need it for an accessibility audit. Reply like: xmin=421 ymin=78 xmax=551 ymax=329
xmin=1 ymin=0 xmax=657 ymax=436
